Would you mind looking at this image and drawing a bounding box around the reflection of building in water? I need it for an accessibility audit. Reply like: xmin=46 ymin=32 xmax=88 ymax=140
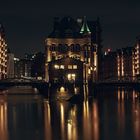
xmin=44 ymin=100 xmax=52 ymax=140
xmin=117 ymin=89 xmax=125 ymax=135
xmin=48 ymin=101 xmax=79 ymax=140
xmin=83 ymin=101 xmax=92 ymax=140
xmin=45 ymin=16 xmax=100 ymax=83
xmin=60 ymin=103 xmax=65 ymax=140
xmin=92 ymin=101 xmax=99 ymax=140
xmin=117 ymin=87 xmax=139 ymax=101
xmin=67 ymin=105 xmax=77 ymax=140
xmin=7 ymin=96 xmax=44 ymax=140
xmin=132 ymin=96 xmax=140 ymax=139
xmin=0 ymin=96 xmax=8 ymax=140
xmin=117 ymin=87 xmax=140 ymax=139
xmin=82 ymin=100 xmax=99 ymax=140
xmin=119 ymin=87 xmax=125 ymax=101
xmin=49 ymin=101 xmax=71 ymax=140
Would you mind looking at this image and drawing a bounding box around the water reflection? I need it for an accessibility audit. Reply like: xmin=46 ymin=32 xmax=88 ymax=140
xmin=0 ymin=87 xmax=140 ymax=140
xmin=0 ymin=94 xmax=44 ymax=140
xmin=44 ymin=100 xmax=52 ymax=140
xmin=43 ymin=87 xmax=140 ymax=140
xmin=131 ymin=92 xmax=140 ymax=140
xmin=0 ymin=95 xmax=8 ymax=140
xmin=67 ymin=105 xmax=77 ymax=140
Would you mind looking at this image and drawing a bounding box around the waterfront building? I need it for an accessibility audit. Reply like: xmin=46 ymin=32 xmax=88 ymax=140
xmin=45 ymin=17 xmax=99 ymax=83
xmin=14 ymin=57 xmax=20 ymax=78
xmin=7 ymin=50 xmax=14 ymax=78
xmin=87 ymin=18 xmax=103 ymax=80
xmin=102 ymin=46 xmax=135 ymax=81
xmin=117 ymin=47 xmax=133 ymax=80
xmin=133 ymin=39 xmax=140 ymax=77
xmin=18 ymin=59 xmax=32 ymax=77
xmin=0 ymin=24 xmax=7 ymax=79
xmin=14 ymin=55 xmax=32 ymax=78
xmin=31 ymin=52 xmax=45 ymax=80
xmin=14 ymin=52 xmax=45 ymax=79
xmin=77 ymin=17 xmax=103 ymax=80
xmin=102 ymin=51 xmax=118 ymax=80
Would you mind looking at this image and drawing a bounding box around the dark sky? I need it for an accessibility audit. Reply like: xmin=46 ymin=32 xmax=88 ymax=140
xmin=1 ymin=0 xmax=140 ymax=57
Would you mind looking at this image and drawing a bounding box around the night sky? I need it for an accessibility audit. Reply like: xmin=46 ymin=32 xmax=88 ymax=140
xmin=1 ymin=0 xmax=140 ymax=57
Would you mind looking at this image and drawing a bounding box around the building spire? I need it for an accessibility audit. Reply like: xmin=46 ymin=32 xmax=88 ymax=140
xmin=80 ymin=16 xmax=91 ymax=35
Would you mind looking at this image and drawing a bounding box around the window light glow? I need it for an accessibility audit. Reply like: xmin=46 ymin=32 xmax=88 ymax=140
xmin=68 ymin=65 xmax=72 ymax=69
xmin=60 ymin=65 xmax=64 ymax=69
xmin=73 ymin=65 xmax=77 ymax=69
xmin=67 ymin=73 xmax=76 ymax=81
xmin=60 ymin=86 xmax=65 ymax=93
xmin=54 ymin=65 xmax=59 ymax=69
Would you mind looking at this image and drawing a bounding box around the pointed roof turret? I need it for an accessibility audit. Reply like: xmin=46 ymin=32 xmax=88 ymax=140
xmin=80 ymin=16 xmax=91 ymax=35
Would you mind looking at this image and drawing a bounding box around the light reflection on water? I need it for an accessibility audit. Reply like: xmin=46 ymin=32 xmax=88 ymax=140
xmin=0 ymin=87 xmax=140 ymax=139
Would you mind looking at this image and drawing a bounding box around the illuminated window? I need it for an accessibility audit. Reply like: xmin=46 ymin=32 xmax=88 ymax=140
xmin=68 ymin=65 xmax=72 ymax=69
xmin=73 ymin=65 xmax=77 ymax=69
xmin=67 ymin=73 xmax=76 ymax=81
xmin=54 ymin=65 xmax=59 ymax=69
xmin=71 ymin=74 xmax=76 ymax=80
xmin=88 ymin=68 xmax=91 ymax=74
xmin=67 ymin=74 xmax=71 ymax=80
xmin=60 ymin=65 xmax=64 ymax=69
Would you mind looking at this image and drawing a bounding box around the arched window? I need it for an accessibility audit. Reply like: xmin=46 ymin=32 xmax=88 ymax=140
xmin=70 ymin=44 xmax=75 ymax=52
xmin=58 ymin=44 xmax=68 ymax=53
xmin=58 ymin=44 xmax=62 ymax=52
xmin=70 ymin=54 xmax=80 ymax=60
xmin=50 ymin=44 xmax=56 ymax=51
xmin=75 ymin=44 xmax=81 ymax=51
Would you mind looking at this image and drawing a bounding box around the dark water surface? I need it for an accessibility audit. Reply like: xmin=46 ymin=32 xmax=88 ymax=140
xmin=0 ymin=86 xmax=140 ymax=140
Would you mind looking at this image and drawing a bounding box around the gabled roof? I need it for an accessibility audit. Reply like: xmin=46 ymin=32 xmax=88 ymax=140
xmin=48 ymin=17 xmax=83 ymax=38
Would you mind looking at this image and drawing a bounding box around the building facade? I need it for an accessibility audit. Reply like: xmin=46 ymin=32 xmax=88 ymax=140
xmin=7 ymin=52 xmax=14 ymax=78
xmin=14 ymin=55 xmax=32 ymax=78
xmin=31 ymin=52 xmax=45 ymax=79
xmin=133 ymin=39 xmax=140 ymax=77
xmin=117 ymin=47 xmax=133 ymax=80
xmin=45 ymin=17 xmax=99 ymax=83
xmin=77 ymin=17 xmax=103 ymax=80
xmin=14 ymin=57 xmax=20 ymax=78
xmin=102 ymin=51 xmax=118 ymax=80
xmin=102 ymin=44 xmax=140 ymax=81
xmin=14 ymin=52 xmax=45 ymax=79
xmin=0 ymin=24 xmax=7 ymax=79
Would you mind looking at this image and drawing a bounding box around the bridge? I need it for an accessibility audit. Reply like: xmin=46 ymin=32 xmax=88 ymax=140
xmin=0 ymin=78 xmax=49 ymax=95
xmin=92 ymin=77 xmax=140 ymax=89
xmin=1 ymin=77 xmax=140 ymax=100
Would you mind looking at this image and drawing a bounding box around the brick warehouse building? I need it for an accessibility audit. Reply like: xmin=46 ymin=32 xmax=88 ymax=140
xmin=45 ymin=17 xmax=102 ymax=84
xmin=102 ymin=40 xmax=140 ymax=81
xmin=0 ymin=24 xmax=7 ymax=79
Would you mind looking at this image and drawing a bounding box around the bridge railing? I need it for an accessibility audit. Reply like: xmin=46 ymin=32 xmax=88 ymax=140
xmin=98 ymin=76 xmax=139 ymax=83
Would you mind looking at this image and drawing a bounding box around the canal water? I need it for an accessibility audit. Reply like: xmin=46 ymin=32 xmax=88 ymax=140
xmin=0 ymin=86 xmax=140 ymax=140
